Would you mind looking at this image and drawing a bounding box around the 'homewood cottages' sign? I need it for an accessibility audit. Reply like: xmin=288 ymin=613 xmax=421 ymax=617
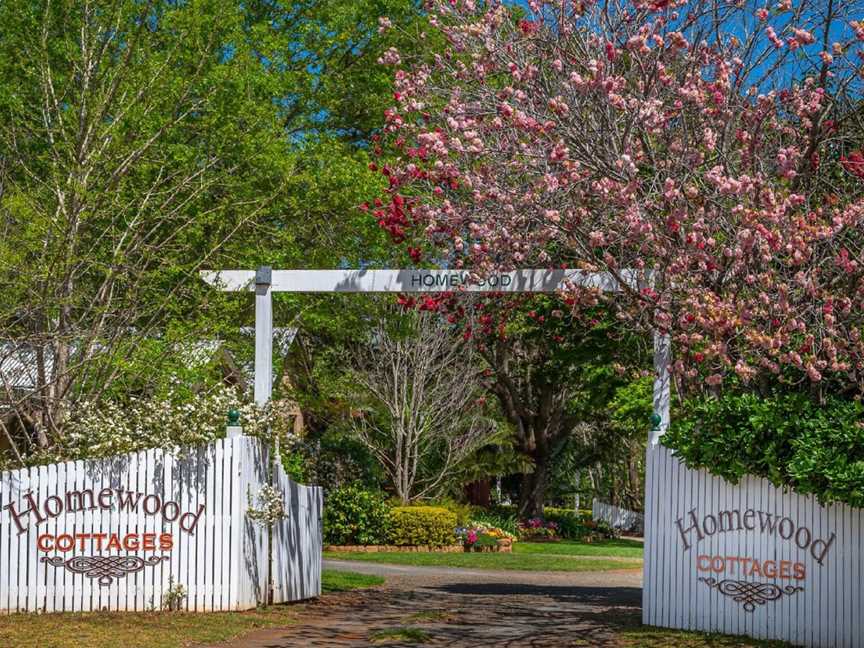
xmin=675 ymin=506 xmax=836 ymax=610
xmin=4 ymin=484 xmax=206 ymax=587
xmin=643 ymin=446 xmax=863 ymax=648
xmin=3 ymin=486 xmax=204 ymax=584
xmin=0 ymin=437 xmax=323 ymax=613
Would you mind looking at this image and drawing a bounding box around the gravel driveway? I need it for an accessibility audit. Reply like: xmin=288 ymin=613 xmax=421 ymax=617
xmin=206 ymin=560 xmax=644 ymax=647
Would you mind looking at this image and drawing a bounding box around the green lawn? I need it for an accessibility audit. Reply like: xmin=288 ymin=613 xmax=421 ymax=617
xmin=324 ymin=539 xmax=644 ymax=572
xmin=0 ymin=569 xmax=380 ymax=648
xmin=514 ymin=538 xmax=644 ymax=558
xmin=322 ymin=569 xmax=385 ymax=592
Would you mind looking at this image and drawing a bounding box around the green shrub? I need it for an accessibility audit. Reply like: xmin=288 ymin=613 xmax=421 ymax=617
xmin=543 ymin=508 xmax=591 ymax=539
xmin=389 ymin=506 xmax=457 ymax=546
xmin=430 ymin=498 xmax=475 ymax=526
xmin=664 ymin=392 xmax=864 ymax=508
xmin=323 ymin=484 xmax=392 ymax=545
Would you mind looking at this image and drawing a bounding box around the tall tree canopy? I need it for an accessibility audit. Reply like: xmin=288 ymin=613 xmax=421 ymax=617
xmin=0 ymin=0 xmax=426 ymax=457
xmin=375 ymin=0 xmax=864 ymax=396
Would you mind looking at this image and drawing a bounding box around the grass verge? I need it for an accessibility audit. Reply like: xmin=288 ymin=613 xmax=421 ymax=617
xmin=369 ymin=626 xmax=431 ymax=644
xmin=0 ymin=569 xmax=381 ymax=648
xmin=322 ymin=569 xmax=385 ymax=592
xmin=618 ymin=624 xmax=791 ymax=647
xmin=513 ymin=538 xmax=644 ymax=559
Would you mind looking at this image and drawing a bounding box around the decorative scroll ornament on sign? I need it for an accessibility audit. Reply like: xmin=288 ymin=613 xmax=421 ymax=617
xmin=698 ymin=577 xmax=804 ymax=612
xmin=41 ymin=555 xmax=169 ymax=586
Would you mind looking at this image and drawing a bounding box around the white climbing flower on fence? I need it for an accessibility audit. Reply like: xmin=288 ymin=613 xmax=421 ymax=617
xmin=62 ymin=379 xmax=283 ymax=460
xmin=246 ymin=483 xmax=286 ymax=526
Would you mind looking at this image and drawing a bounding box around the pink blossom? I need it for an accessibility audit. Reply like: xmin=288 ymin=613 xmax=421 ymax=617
xmin=375 ymin=0 xmax=864 ymax=392
xmin=378 ymin=47 xmax=401 ymax=65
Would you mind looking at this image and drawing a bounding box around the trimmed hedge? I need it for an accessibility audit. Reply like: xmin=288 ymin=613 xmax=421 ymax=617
xmin=389 ymin=506 xmax=457 ymax=546
xmin=663 ymin=392 xmax=864 ymax=508
xmin=323 ymin=485 xmax=392 ymax=545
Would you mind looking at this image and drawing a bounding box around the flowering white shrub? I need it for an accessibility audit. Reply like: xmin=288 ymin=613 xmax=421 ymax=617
xmin=62 ymin=377 xmax=278 ymax=460
xmin=246 ymin=483 xmax=286 ymax=526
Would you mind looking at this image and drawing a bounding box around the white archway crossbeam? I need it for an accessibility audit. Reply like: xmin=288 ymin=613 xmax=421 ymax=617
xmin=200 ymin=268 xmax=641 ymax=294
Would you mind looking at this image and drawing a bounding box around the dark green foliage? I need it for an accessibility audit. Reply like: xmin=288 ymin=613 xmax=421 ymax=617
xmin=297 ymin=425 xmax=385 ymax=494
xmin=663 ymin=393 xmax=864 ymax=508
xmin=542 ymin=508 xmax=593 ymax=540
xmin=388 ymin=507 xmax=457 ymax=546
xmin=323 ymin=484 xmax=393 ymax=545
xmin=485 ymin=505 xmax=601 ymax=540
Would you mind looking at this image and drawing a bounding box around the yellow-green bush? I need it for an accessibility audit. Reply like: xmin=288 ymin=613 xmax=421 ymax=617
xmin=389 ymin=506 xmax=457 ymax=546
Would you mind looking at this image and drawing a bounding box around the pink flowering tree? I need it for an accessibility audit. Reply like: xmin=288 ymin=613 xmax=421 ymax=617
xmin=373 ymin=0 xmax=864 ymax=395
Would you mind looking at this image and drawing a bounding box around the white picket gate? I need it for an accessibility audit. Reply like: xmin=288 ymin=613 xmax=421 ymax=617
xmin=643 ymin=445 xmax=864 ymax=648
xmin=0 ymin=436 xmax=322 ymax=613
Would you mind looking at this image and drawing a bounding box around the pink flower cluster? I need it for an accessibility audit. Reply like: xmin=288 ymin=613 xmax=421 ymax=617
xmin=372 ymin=0 xmax=864 ymax=393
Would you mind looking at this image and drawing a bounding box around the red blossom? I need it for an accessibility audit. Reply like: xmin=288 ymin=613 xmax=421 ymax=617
xmin=841 ymin=151 xmax=864 ymax=180
xmin=518 ymin=19 xmax=539 ymax=35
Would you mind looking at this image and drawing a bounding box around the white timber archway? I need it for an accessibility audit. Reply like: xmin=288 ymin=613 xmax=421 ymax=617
xmin=198 ymin=267 xmax=668 ymax=431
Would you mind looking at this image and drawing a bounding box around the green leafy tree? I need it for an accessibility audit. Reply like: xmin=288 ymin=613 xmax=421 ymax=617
xmin=466 ymin=298 xmax=649 ymax=517
xmin=0 ymin=0 xmax=296 ymax=451
xmin=0 ymin=0 xmax=434 ymax=463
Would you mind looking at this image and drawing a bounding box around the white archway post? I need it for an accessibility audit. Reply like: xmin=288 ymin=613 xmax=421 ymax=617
xmin=201 ymin=266 xmax=667 ymax=417
xmin=254 ymin=266 xmax=274 ymax=407
xmin=651 ymin=331 xmax=671 ymax=446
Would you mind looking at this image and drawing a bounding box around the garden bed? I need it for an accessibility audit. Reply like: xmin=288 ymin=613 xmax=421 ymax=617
xmin=325 ymin=538 xmax=514 ymax=554
xmin=324 ymin=544 xmax=465 ymax=553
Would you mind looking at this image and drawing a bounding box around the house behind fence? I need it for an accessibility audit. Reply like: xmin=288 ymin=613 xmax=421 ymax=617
xmin=0 ymin=436 xmax=322 ymax=613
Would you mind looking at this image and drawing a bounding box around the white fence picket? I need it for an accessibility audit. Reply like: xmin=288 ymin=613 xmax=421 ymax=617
xmin=644 ymin=445 xmax=864 ymax=648
xmin=592 ymin=499 xmax=644 ymax=534
xmin=0 ymin=436 xmax=320 ymax=614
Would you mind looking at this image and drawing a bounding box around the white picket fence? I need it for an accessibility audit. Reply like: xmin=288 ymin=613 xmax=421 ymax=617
xmin=643 ymin=445 xmax=864 ymax=648
xmin=592 ymin=499 xmax=644 ymax=535
xmin=0 ymin=436 xmax=322 ymax=613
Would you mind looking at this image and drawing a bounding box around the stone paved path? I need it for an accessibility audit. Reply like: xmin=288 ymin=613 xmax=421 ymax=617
xmin=206 ymin=561 xmax=645 ymax=647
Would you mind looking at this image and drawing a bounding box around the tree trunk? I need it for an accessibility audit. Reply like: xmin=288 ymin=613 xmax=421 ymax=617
xmin=465 ymin=479 xmax=491 ymax=507
xmin=518 ymin=458 xmax=550 ymax=518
